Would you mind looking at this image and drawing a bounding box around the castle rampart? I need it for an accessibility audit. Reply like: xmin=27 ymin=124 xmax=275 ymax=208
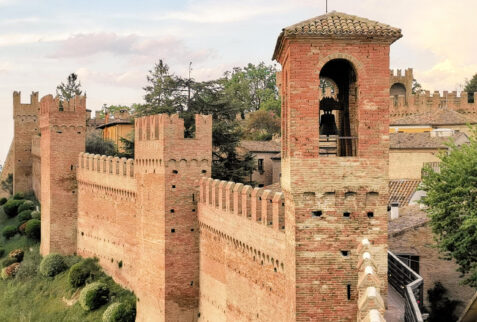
xmin=31 ymin=135 xmax=41 ymax=199
xmin=198 ymin=178 xmax=288 ymax=321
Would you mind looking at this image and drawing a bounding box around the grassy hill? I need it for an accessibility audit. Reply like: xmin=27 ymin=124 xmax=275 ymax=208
xmin=0 ymin=196 xmax=136 ymax=322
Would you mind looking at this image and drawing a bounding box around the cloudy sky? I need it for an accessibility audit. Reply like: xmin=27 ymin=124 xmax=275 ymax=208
xmin=1 ymin=0 xmax=476 ymax=164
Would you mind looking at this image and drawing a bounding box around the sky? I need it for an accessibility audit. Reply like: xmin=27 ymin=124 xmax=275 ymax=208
xmin=1 ymin=0 xmax=476 ymax=164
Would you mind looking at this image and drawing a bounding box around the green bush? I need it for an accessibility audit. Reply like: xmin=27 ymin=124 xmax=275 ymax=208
xmin=2 ymin=225 xmax=17 ymax=239
xmin=39 ymin=253 xmax=67 ymax=277
xmin=68 ymin=258 xmax=99 ymax=288
xmin=3 ymin=199 xmax=24 ymax=217
xmin=0 ymin=197 xmax=7 ymax=205
xmin=18 ymin=210 xmax=32 ymax=223
xmin=16 ymin=249 xmax=41 ymax=279
xmin=13 ymin=192 xmax=24 ymax=200
xmin=18 ymin=200 xmax=35 ymax=213
xmin=79 ymin=282 xmax=110 ymax=311
xmin=102 ymin=301 xmax=136 ymax=322
xmin=18 ymin=222 xmax=27 ymax=234
xmin=0 ymin=247 xmax=4 ymax=258
xmin=25 ymin=219 xmax=41 ymax=240
xmin=1 ymin=257 xmax=17 ymax=268
xmin=8 ymin=249 xmax=24 ymax=262
xmin=31 ymin=210 xmax=41 ymax=220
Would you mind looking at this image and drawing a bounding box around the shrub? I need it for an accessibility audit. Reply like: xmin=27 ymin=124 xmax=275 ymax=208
xmin=39 ymin=253 xmax=67 ymax=277
xmin=2 ymin=225 xmax=17 ymax=239
xmin=18 ymin=222 xmax=27 ymax=234
xmin=13 ymin=192 xmax=24 ymax=200
xmin=79 ymin=282 xmax=110 ymax=311
xmin=3 ymin=199 xmax=24 ymax=217
xmin=102 ymin=301 xmax=136 ymax=322
xmin=16 ymin=248 xmax=41 ymax=279
xmin=8 ymin=249 xmax=24 ymax=262
xmin=0 ymin=247 xmax=4 ymax=258
xmin=1 ymin=263 xmax=20 ymax=280
xmin=25 ymin=219 xmax=41 ymax=240
xmin=1 ymin=257 xmax=17 ymax=268
xmin=0 ymin=197 xmax=7 ymax=205
xmin=68 ymin=258 xmax=100 ymax=288
xmin=31 ymin=210 xmax=41 ymax=220
xmin=18 ymin=200 xmax=35 ymax=213
xmin=18 ymin=210 xmax=32 ymax=223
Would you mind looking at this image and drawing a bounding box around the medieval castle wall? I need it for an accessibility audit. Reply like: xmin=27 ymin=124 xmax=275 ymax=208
xmin=198 ymin=178 xmax=287 ymax=321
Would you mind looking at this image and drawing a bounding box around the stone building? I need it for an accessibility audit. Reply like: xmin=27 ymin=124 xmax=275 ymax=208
xmin=238 ymin=140 xmax=280 ymax=186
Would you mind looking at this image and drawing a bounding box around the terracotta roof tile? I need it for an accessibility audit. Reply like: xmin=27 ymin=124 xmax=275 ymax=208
xmin=389 ymin=180 xmax=421 ymax=206
xmin=239 ymin=140 xmax=280 ymax=153
xmin=390 ymin=132 xmax=468 ymax=149
xmin=391 ymin=109 xmax=475 ymax=126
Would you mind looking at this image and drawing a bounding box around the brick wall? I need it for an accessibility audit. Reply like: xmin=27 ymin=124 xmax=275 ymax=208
xmin=39 ymin=95 xmax=86 ymax=255
xmin=31 ymin=135 xmax=41 ymax=199
xmin=13 ymin=91 xmax=39 ymax=194
xmin=0 ymin=142 xmax=14 ymax=198
xmin=198 ymin=178 xmax=287 ymax=321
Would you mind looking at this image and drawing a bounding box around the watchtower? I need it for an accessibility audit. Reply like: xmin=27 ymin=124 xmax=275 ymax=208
xmin=39 ymin=95 xmax=86 ymax=255
xmin=273 ymin=11 xmax=402 ymax=320
xmin=134 ymin=114 xmax=212 ymax=321
xmin=13 ymin=91 xmax=39 ymax=194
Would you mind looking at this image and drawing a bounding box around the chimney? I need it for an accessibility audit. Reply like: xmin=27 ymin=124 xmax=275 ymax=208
xmin=105 ymin=112 xmax=109 ymax=124
xmin=390 ymin=202 xmax=399 ymax=220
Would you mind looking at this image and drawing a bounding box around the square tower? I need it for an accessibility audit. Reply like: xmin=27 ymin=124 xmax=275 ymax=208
xmin=273 ymin=12 xmax=402 ymax=320
xmin=39 ymin=95 xmax=86 ymax=255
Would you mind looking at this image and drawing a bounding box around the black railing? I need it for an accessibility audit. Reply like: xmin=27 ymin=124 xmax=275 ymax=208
xmin=388 ymin=251 xmax=425 ymax=322
xmin=319 ymin=135 xmax=357 ymax=157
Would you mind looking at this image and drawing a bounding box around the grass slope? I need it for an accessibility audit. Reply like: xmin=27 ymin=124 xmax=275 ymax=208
xmin=0 ymin=203 xmax=135 ymax=322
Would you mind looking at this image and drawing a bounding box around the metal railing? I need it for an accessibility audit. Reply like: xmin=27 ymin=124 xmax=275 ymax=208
xmin=388 ymin=251 xmax=425 ymax=322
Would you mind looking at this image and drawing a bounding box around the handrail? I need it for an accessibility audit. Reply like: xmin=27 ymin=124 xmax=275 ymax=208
xmin=388 ymin=251 xmax=425 ymax=322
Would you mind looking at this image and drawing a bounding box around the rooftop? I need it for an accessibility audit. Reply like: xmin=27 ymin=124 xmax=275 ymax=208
xmin=239 ymin=140 xmax=280 ymax=153
xmin=96 ymin=120 xmax=133 ymax=129
xmin=389 ymin=180 xmax=421 ymax=206
xmin=391 ymin=108 xmax=475 ymax=126
xmin=390 ymin=131 xmax=468 ymax=149
xmin=388 ymin=205 xmax=429 ymax=236
xmin=273 ymin=11 xmax=402 ymax=59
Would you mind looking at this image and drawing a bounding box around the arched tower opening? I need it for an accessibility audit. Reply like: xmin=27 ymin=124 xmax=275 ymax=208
xmin=319 ymin=59 xmax=357 ymax=157
xmin=390 ymin=82 xmax=407 ymax=106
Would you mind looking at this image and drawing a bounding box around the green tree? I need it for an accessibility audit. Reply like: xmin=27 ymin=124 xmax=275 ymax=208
xmin=421 ymin=128 xmax=477 ymax=288
xmin=427 ymin=282 xmax=459 ymax=322
xmin=1 ymin=173 xmax=13 ymax=195
xmin=412 ymin=79 xmax=424 ymax=94
xmin=56 ymin=73 xmax=82 ymax=101
xmin=118 ymin=131 xmax=135 ymax=159
xmin=136 ymin=60 xmax=186 ymax=116
xmin=223 ymin=62 xmax=280 ymax=115
xmin=465 ymin=73 xmax=477 ymax=103
xmin=85 ymin=132 xmax=117 ymax=156
xmin=243 ymin=110 xmax=280 ymax=141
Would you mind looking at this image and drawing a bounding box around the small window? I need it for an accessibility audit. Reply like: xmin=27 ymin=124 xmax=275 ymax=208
xmin=201 ymin=170 xmax=207 ymax=174
xmin=347 ymin=285 xmax=351 ymax=300
xmin=258 ymin=159 xmax=264 ymax=173
xmin=312 ymin=210 xmax=323 ymax=217
xmin=367 ymin=211 xmax=374 ymax=218
xmin=343 ymin=212 xmax=350 ymax=218
xmin=172 ymin=170 xmax=178 ymax=174
xmin=341 ymin=250 xmax=349 ymax=257
xmin=171 ymin=229 xmax=175 ymax=233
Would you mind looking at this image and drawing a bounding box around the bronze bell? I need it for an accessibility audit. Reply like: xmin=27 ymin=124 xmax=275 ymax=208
xmin=319 ymin=111 xmax=338 ymax=136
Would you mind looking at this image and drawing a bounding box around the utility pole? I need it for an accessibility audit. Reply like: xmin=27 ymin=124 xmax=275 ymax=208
xmin=326 ymin=0 xmax=328 ymax=13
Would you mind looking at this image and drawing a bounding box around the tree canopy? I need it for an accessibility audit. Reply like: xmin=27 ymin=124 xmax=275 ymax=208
xmin=421 ymin=128 xmax=477 ymax=288
xmin=56 ymin=73 xmax=82 ymax=101
xmin=464 ymin=73 xmax=477 ymax=93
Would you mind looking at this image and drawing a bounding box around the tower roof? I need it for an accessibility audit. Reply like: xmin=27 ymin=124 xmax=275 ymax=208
xmin=273 ymin=11 xmax=402 ymax=60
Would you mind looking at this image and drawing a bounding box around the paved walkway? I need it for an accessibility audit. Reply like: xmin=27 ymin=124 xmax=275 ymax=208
xmin=385 ymin=284 xmax=405 ymax=322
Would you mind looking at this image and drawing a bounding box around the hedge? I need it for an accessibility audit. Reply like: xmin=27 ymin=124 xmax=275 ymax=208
xmin=12 ymin=192 xmax=24 ymax=200
xmin=31 ymin=210 xmax=41 ymax=220
xmin=0 ymin=197 xmax=7 ymax=205
xmin=8 ymin=249 xmax=24 ymax=262
xmin=102 ymin=301 xmax=136 ymax=322
xmin=39 ymin=253 xmax=67 ymax=277
xmin=25 ymin=219 xmax=41 ymax=240
xmin=18 ymin=200 xmax=35 ymax=213
xmin=18 ymin=210 xmax=32 ymax=223
xmin=3 ymin=199 xmax=24 ymax=218
xmin=2 ymin=225 xmax=17 ymax=239
xmin=79 ymin=282 xmax=110 ymax=311
xmin=68 ymin=258 xmax=99 ymax=288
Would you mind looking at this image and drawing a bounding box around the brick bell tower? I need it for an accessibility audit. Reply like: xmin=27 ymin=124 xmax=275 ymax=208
xmin=273 ymin=12 xmax=402 ymax=320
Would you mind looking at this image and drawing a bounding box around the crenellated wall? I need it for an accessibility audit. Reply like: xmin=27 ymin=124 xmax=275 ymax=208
xmin=198 ymin=177 xmax=288 ymax=321
xmin=389 ymin=91 xmax=477 ymax=119
xmin=76 ymin=153 xmax=138 ymax=290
